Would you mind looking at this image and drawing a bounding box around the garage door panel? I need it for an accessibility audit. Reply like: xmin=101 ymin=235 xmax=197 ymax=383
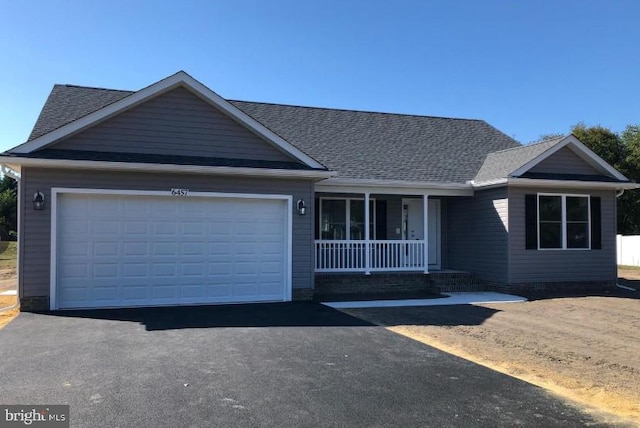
xmin=94 ymin=242 xmax=119 ymax=256
xmin=151 ymin=285 xmax=177 ymax=299
xmin=94 ymin=263 xmax=119 ymax=277
xmin=123 ymin=242 xmax=148 ymax=256
xmin=152 ymin=242 xmax=178 ymax=256
xmin=123 ymin=263 xmax=149 ymax=278
xmin=56 ymin=193 xmax=288 ymax=309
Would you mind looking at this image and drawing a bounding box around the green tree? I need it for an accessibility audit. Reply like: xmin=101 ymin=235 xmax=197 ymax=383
xmin=531 ymin=133 xmax=564 ymax=144
xmin=571 ymin=123 xmax=628 ymax=168
xmin=622 ymin=125 xmax=640 ymax=176
xmin=619 ymin=125 xmax=640 ymax=234
xmin=0 ymin=175 xmax=17 ymax=240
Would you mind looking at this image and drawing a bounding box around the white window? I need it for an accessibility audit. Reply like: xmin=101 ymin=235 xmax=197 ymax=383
xmin=319 ymin=198 xmax=375 ymax=240
xmin=538 ymin=194 xmax=590 ymax=249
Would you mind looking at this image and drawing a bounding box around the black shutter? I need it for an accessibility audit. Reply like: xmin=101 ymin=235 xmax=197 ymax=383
xmin=375 ymin=200 xmax=387 ymax=239
xmin=591 ymin=197 xmax=602 ymax=249
xmin=314 ymin=198 xmax=320 ymax=240
xmin=525 ymin=194 xmax=537 ymax=249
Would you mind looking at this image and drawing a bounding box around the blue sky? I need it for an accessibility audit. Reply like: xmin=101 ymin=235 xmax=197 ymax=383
xmin=1 ymin=0 xmax=639 ymax=152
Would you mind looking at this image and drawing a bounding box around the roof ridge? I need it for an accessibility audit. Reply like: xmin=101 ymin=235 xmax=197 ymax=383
xmin=230 ymin=99 xmax=487 ymax=122
xmin=487 ymin=135 xmax=565 ymax=155
xmin=55 ymin=87 xmax=487 ymax=123
xmin=59 ymin=83 xmax=135 ymax=93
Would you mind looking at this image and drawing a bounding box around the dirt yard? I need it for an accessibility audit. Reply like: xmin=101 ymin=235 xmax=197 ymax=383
xmin=344 ymin=278 xmax=640 ymax=425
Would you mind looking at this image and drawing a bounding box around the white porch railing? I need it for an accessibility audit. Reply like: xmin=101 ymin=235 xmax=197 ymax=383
xmin=315 ymin=240 xmax=426 ymax=272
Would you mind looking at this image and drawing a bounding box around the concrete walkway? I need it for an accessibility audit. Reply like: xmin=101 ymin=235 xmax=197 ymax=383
xmin=322 ymin=291 xmax=526 ymax=309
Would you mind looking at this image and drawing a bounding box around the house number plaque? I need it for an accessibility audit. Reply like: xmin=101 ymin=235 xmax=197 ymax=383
xmin=170 ymin=188 xmax=189 ymax=196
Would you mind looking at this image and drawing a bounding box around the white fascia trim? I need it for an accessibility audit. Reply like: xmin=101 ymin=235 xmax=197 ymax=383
xmin=0 ymin=157 xmax=333 ymax=179
xmin=510 ymin=135 xmax=629 ymax=181
xmin=469 ymin=178 xmax=508 ymax=189
xmin=315 ymin=178 xmax=473 ymax=196
xmin=507 ymin=177 xmax=640 ymax=190
xmin=1 ymin=165 xmax=20 ymax=180
xmin=10 ymin=71 xmax=325 ymax=169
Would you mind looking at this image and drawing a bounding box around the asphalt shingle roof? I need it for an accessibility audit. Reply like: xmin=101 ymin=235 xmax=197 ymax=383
xmin=473 ymin=136 xmax=564 ymax=183
xmin=23 ymin=84 xmax=524 ymax=183
xmin=28 ymin=85 xmax=133 ymax=141
xmin=228 ymin=101 xmax=521 ymax=183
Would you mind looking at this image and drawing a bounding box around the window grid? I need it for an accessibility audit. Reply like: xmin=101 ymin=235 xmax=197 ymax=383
xmin=319 ymin=197 xmax=376 ymax=240
xmin=537 ymin=193 xmax=590 ymax=250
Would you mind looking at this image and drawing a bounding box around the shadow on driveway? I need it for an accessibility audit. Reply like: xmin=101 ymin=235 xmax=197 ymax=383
xmin=343 ymin=304 xmax=501 ymax=328
xmin=34 ymin=302 xmax=376 ymax=331
xmin=33 ymin=301 xmax=508 ymax=331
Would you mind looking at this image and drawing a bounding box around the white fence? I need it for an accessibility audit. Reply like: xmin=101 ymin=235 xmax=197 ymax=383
xmin=314 ymin=240 xmax=426 ymax=272
xmin=617 ymin=235 xmax=640 ymax=266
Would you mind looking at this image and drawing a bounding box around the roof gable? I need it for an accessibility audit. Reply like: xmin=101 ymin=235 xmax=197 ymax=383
xmin=49 ymin=87 xmax=297 ymax=163
xmin=511 ymin=135 xmax=628 ymax=181
xmin=474 ymin=135 xmax=629 ymax=185
xmin=527 ymin=146 xmax=602 ymax=176
xmin=11 ymin=71 xmax=325 ymax=169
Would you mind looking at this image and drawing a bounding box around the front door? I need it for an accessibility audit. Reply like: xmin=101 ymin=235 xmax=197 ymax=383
xmin=402 ymin=199 xmax=441 ymax=268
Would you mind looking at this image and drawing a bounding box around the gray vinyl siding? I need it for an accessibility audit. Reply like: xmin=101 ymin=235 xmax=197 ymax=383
xmin=508 ymin=186 xmax=617 ymax=283
xmin=447 ymin=188 xmax=509 ymax=283
xmin=19 ymin=167 xmax=314 ymax=299
xmin=528 ymin=147 xmax=602 ymax=175
xmin=52 ymin=87 xmax=296 ymax=163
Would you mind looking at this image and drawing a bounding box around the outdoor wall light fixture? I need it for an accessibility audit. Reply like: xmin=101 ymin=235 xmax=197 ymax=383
xmin=33 ymin=191 xmax=45 ymax=210
xmin=296 ymin=199 xmax=306 ymax=215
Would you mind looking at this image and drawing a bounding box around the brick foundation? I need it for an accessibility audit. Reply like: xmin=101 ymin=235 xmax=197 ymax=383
xmin=292 ymin=288 xmax=314 ymax=301
xmin=429 ymin=272 xmax=486 ymax=292
xmin=19 ymin=296 xmax=49 ymax=312
xmin=314 ymin=273 xmax=437 ymax=296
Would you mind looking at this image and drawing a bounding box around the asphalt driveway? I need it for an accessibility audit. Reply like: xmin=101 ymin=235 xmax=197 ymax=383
xmin=0 ymin=302 xmax=617 ymax=427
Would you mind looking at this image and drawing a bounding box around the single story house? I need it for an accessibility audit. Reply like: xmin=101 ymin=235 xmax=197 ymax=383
xmin=2 ymin=71 xmax=637 ymax=311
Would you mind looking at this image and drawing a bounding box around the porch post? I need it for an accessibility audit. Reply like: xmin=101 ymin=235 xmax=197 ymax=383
xmin=364 ymin=192 xmax=371 ymax=275
xmin=423 ymin=194 xmax=429 ymax=274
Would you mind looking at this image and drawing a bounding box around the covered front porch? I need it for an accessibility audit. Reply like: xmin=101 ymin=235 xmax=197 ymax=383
xmin=313 ymin=187 xmax=460 ymax=275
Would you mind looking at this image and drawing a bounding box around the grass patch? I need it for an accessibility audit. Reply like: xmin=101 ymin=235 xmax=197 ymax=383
xmin=0 ymin=241 xmax=17 ymax=270
xmin=619 ymin=265 xmax=640 ymax=271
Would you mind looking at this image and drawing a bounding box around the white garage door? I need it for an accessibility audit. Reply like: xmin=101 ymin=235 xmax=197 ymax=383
xmin=55 ymin=192 xmax=289 ymax=309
